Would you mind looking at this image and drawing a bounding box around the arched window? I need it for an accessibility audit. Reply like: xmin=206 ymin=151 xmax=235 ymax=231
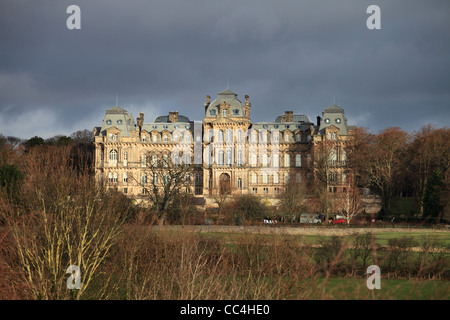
xmin=295 ymin=154 xmax=302 ymax=167
xmin=237 ymin=130 xmax=242 ymax=143
xmin=273 ymin=153 xmax=279 ymax=167
xmin=109 ymin=149 xmax=118 ymax=166
xmin=225 ymin=149 xmax=232 ymax=166
xmin=225 ymin=129 xmax=232 ymax=142
xmin=237 ymin=178 xmax=242 ymax=190
xmin=237 ymin=149 xmax=243 ymax=166
xmin=141 ymin=155 xmax=147 ymax=167
xmin=273 ymin=173 xmax=279 ymax=184
xmin=284 ymin=133 xmax=290 ymax=142
xmin=218 ymin=150 xmax=224 ymax=166
xmin=218 ymin=130 xmax=224 ymax=142
xmin=284 ymin=154 xmax=290 ymax=167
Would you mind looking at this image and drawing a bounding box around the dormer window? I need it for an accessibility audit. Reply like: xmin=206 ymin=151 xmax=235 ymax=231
xmin=233 ymin=109 xmax=239 ymax=115
xmin=222 ymin=109 xmax=227 ymax=117
xmin=117 ymin=120 xmax=123 ymax=125
xmin=336 ymin=118 xmax=341 ymax=124
xmin=324 ymin=118 xmax=330 ymax=124
xmin=106 ymin=120 xmax=112 ymax=125
xmin=210 ymin=109 xmax=216 ymax=116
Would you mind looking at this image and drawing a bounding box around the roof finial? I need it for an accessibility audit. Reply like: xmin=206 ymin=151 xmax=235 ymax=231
xmin=227 ymin=79 xmax=229 ymax=90
xmin=116 ymin=92 xmax=119 ymax=107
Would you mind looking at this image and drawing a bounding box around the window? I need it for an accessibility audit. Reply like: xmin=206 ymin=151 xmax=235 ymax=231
xmin=184 ymin=133 xmax=191 ymax=142
xmin=262 ymin=173 xmax=268 ymax=184
xmin=237 ymin=130 xmax=242 ymax=142
xmin=274 ymin=187 xmax=280 ymax=194
xmin=163 ymin=154 xmax=169 ymax=167
xmin=225 ymin=129 xmax=232 ymax=142
xmin=233 ymin=109 xmax=239 ymax=115
xmin=324 ymin=118 xmax=330 ymax=124
xmin=106 ymin=120 xmax=112 ymax=125
xmin=185 ymin=173 xmax=191 ymax=183
xmin=210 ymin=109 xmax=216 ymax=116
xmin=342 ymin=172 xmax=347 ymax=183
xmin=109 ymin=149 xmax=118 ymax=166
xmin=284 ymin=154 xmax=290 ymax=167
xmin=218 ymin=130 xmax=224 ymax=142
xmin=153 ymin=173 xmax=158 ymax=184
xmin=163 ymin=174 xmax=169 ymax=184
xmin=123 ymin=152 xmax=128 ymax=167
xmin=117 ymin=120 xmax=123 ymax=125
xmin=142 ymin=134 xmax=147 ymax=142
xmin=109 ymin=133 xmax=118 ymax=141
xmin=261 ymin=153 xmax=268 ymax=167
xmin=123 ymin=172 xmax=128 ymax=183
xmin=237 ymin=178 xmax=242 ymax=190
xmin=261 ymin=132 xmax=267 ymax=143
xmin=273 ymin=153 xmax=279 ymax=167
xmin=296 ymin=133 xmax=302 ymax=142
xmin=225 ymin=150 xmax=232 ymax=166
xmin=336 ymin=118 xmax=341 ymax=124
xmin=222 ymin=109 xmax=227 ymax=117
xmin=195 ymin=173 xmax=202 ymax=184
xmin=163 ymin=135 xmax=168 ymax=142
xmin=152 ymin=134 xmax=158 ymax=142
xmin=284 ymin=172 xmax=290 ymax=184
xmin=141 ymin=155 xmax=147 ymax=167
xmin=263 ymin=188 xmax=268 ymax=194
xmin=250 ymin=152 xmax=257 ymax=166
xmin=108 ymin=172 xmax=113 ymax=183
xmin=273 ymin=132 xmax=279 ymax=142
xmin=152 ymin=155 xmax=158 ymax=167
xmin=295 ymin=154 xmax=302 ymax=167
xmin=252 ymin=188 xmax=258 ymax=194
xmin=218 ymin=150 xmax=224 ymax=166
xmin=237 ymin=149 xmax=243 ymax=166
xmin=296 ymin=173 xmax=302 ymax=183
xmin=252 ymin=173 xmax=258 ymax=184
xmin=273 ymin=173 xmax=279 ymax=184
xmin=123 ymin=188 xmax=128 ymax=194
xmin=142 ymin=173 xmax=147 ymax=184
xmin=284 ymin=133 xmax=290 ymax=142
xmin=173 ymin=133 xmax=179 ymax=142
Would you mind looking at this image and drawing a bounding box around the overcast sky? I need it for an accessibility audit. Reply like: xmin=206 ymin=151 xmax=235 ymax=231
xmin=0 ymin=0 xmax=449 ymax=139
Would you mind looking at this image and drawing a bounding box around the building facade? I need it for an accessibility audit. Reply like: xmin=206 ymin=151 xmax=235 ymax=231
xmin=93 ymin=89 xmax=356 ymax=205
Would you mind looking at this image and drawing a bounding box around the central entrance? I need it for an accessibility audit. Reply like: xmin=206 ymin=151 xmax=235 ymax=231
xmin=219 ymin=173 xmax=231 ymax=195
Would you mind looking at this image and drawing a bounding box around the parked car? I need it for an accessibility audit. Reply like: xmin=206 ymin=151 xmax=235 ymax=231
xmin=331 ymin=218 xmax=346 ymax=224
xmin=300 ymin=213 xmax=322 ymax=224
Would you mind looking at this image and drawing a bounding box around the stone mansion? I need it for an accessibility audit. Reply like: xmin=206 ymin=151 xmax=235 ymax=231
xmin=93 ymin=89 xmax=356 ymax=205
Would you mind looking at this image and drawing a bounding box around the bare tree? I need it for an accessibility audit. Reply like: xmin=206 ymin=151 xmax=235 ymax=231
xmin=277 ymin=174 xmax=308 ymax=222
xmin=0 ymin=145 xmax=131 ymax=299
xmin=336 ymin=182 xmax=363 ymax=225
xmin=138 ymin=150 xmax=196 ymax=225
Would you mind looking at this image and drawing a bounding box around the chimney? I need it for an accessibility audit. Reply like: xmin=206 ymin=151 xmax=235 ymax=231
xmin=169 ymin=111 xmax=179 ymax=123
xmin=204 ymin=95 xmax=210 ymax=113
xmin=285 ymin=111 xmax=293 ymax=122
xmin=317 ymin=116 xmax=321 ymax=127
xmin=137 ymin=112 xmax=144 ymax=128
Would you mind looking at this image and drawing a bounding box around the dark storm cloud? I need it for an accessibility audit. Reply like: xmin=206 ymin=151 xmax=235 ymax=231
xmin=0 ymin=0 xmax=449 ymax=139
